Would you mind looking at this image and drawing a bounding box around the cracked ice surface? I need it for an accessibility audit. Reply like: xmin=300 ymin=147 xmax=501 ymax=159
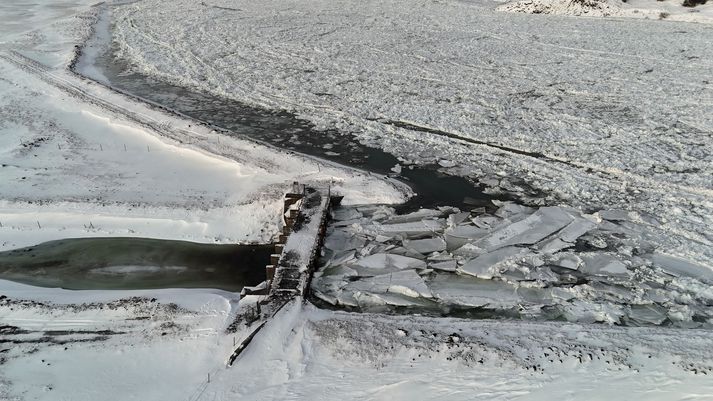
xmin=112 ymin=0 xmax=713 ymax=269
xmin=312 ymin=203 xmax=713 ymax=327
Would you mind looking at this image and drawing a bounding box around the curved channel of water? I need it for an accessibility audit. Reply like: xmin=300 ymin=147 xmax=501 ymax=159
xmin=0 ymin=238 xmax=271 ymax=291
xmin=93 ymin=42 xmax=504 ymax=213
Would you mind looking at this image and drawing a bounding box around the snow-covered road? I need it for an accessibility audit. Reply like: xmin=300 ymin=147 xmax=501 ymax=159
xmin=113 ymin=0 xmax=713 ymax=267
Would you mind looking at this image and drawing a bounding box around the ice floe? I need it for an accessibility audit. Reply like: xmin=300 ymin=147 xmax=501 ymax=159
xmin=313 ymin=201 xmax=713 ymax=328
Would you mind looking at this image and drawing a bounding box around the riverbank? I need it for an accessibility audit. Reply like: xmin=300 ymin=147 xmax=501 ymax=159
xmin=3 ymin=283 xmax=713 ymax=401
xmin=0 ymin=1 xmax=407 ymax=252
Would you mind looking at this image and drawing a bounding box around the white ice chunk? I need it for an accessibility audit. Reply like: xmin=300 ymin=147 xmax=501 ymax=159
xmin=598 ymin=209 xmax=639 ymax=222
xmin=345 ymin=269 xmax=432 ymax=298
xmin=444 ymin=225 xmax=489 ymax=250
xmin=537 ymin=238 xmax=574 ymax=254
xmin=447 ymin=211 xmax=471 ymax=227
xmin=375 ymin=234 xmax=394 ymax=242
xmin=384 ymin=209 xmax=442 ymax=224
xmin=494 ymin=202 xmax=535 ymax=220
xmin=650 ymin=252 xmax=713 ymax=283
xmin=561 ymin=300 xmax=625 ymax=325
xmin=429 ymin=259 xmax=457 ymax=272
xmin=332 ymin=208 xmax=363 ymax=221
xmin=476 ymin=207 xmax=574 ymax=251
xmin=379 ymin=219 xmax=445 ymax=236
xmin=428 ymin=274 xmax=521 ymax=308
xmin=552 ymin=253 xmax=582 ymax=270
xmin=388 ymin=246 xmax=427 ymax=260
xmin=471 ymin=215 xmax=504 ymax=229
xmin=438 ymin=159 xmax=456 ymax=168
xmin=460 ymin=246 xmax=527 ymax=279
xmin=628 ymin=304 xmax=668 ymax=325
xmin=537 ymin=215 xmax=596 ymax=254
xmin=353 ymin=253 xmax=427 ymax=270
xmin=580 ymin=254 xmax=629 ymax=276
xmin=324 ymin=251 xmax=357 ymax=269
xmin=403 ymin=237 xmax=447 ymax=254
xmin=325 ymin=229 xmax=366 ymax=251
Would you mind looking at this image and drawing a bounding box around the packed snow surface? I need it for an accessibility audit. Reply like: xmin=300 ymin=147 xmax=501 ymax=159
xmin=113 ymin=0 xmax=713 ymax=268
xmin=2 ymin=283 xmax=713 ymax=401
xmin=0 ymin=0 xmax=407 ymax=251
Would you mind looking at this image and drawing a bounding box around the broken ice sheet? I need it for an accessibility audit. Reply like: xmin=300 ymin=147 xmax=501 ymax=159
xmin=476 ymin=207 xmax=574 ymax=251
xmin=460 ymin=246 xmax=528 ymax=279
xmin=560 ymin=300 xmax=625 ymax=325
xmin=383 ymin=208 xmax=443 ymax=224
xmin=551 ymin=253 xmax=582 ymax=271
xmin=379 ymin=219 xmax=445 ymax=237
xmin=353 ymin=253 xmax=427 ymax=270
xmin=579 ymin=254 xmax=629 ymax=277
xmin=447 ymin=211 xmax=471 ymax=227
xmin=332 ymin=208 xmax=363 ymax=221
xmin=429 ymin=259 xmax=457 ymax=272
xmin=324 ymin=229 xmax=366 ymax=251
xmin=344 ymin=269 xmax=432 ymax=298
xmin=494 ymin=202 xmax=535 ymax=220
xmin=444 ymin=225 xmax=489 ymax=250
xmin=322 ymin=249 xmax=357 ymax=268
xmin=598 ymin=209 xmax=639 ymax=222
xmin=627 ymin=304 xmax=668 ymax=326
xmin=536 ymin=215 xmax=597 ymax=254
xmin=649 ymin=252 xmax=713 ymax=283
xmin=403 ymin=237 xmax=447 ymax=254
xmin=427 ymin=274 xmax=521 ymax=309
xmin=352 ymin=291 xmax=438 ymax=309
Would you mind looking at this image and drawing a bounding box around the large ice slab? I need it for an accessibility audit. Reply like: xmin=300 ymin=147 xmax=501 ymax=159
xmin=324 ymin=229 xmax=367 ymax=251
xmin=650 ymin=252 xmax=713 ymax=283
xmin=580 ymin=254 xmax=629 ymax=277
xmin=379 ymin=219 xmax=445 ymax=236
xmin=353 ymin=253 xmax=427 ymax=270
xmin=345 ymin=269 xmax=432 ymax=298
xmin=384 ymin=209 xmax=443 ymax=224
xmin=460 ymin=246 xmax=527 ymax=279
xmin=403 ymin=237 xmax=447 ymax=254
xmin=476 ymin=207 xmax=574 ymax=251
xmin=537 ymin=216 xmax=597 ymax=254
xmin=428 ymin=274 xmax=521 ymax=309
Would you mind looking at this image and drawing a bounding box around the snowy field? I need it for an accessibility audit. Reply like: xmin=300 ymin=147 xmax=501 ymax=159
xmin=3 ymin=283 xmax=713 ymax=401
xmin=0 ymin=0 xmax=406 ymax=251
xmin=113 ymin=0 xmax=713 ymax=270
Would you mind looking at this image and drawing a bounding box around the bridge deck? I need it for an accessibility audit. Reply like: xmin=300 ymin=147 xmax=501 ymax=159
xmin=270 ymin=187 xmax=330 ymax=296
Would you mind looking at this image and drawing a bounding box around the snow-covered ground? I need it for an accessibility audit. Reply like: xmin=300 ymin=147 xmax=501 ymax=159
xmin=0 ymin=0 xmax=406 ymax=251
xmin=498 ymin=0 xmax=713 ymax=24
xmin=112 ymin=0 xmax=713 ymax=269
xmin=3 ymin=282 xmax=713 ymax=401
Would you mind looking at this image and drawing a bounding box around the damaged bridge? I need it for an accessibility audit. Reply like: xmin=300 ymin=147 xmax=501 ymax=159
xmin=228 ymin=182 xmax=337 ymax=365
xmin=267 ymin=182 xmax=336 ymax=297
